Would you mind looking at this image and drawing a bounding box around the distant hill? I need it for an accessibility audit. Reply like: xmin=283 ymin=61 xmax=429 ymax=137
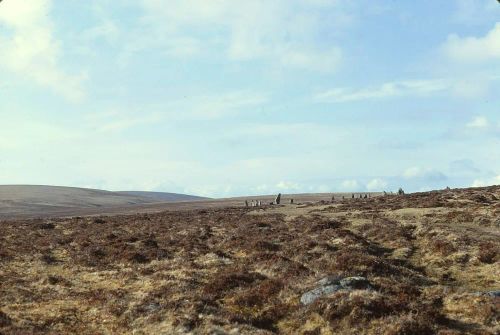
xmin=0 ymin=185 xmax=207 ymax=218
xmin=117 ymin=191 xmax=208 ymax=202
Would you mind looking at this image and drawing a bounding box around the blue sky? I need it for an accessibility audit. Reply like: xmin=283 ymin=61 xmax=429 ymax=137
xmin=0 ymin=0 xmax=499 ymax=197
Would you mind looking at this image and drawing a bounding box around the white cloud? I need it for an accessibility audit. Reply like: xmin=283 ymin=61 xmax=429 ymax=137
xmin=453 ymin=0 xmax=500 ymax=25
xmin=82 ymin=20 xmax=119 ymax=43
xmin=0 ymin=0 xmax=86 ymax=101
xmin=279 ymin=47 xmax=342 ymax=72
xmin=87 ymin=91 xmax=269 ymax=125
xmin=95 ymin=114 xmax=162 ymax=133
xmin=186 ymin=91 xmax=269 ymax=119
xmin=471 ymin=175 xmax=500 ymax=187
xmin=340 ymin=179 xmax=359 ymax=191
xmin=276 ymin=181 xmax=301 ymax=191
xmin=466 ymin=116 xmax=489 ymax=128
xmin=403 ymin=167 xmax=424 ymax=178
xmin=314 ymin=79 xmax=449 ymax=103
xmin=0 ymin=115 xmax=81 ymax=150
xmin=403 ymin=167 xmax=447 ymax=181
xmin=135 ymin=0 xmax=345 ymax=72
xmin=443 ymin=22 xmax=500 ymax=63
xmin=366 ymin=178 xmax=387 ymax=191
xmin=451 ymin=81 xmax=484 ymax=98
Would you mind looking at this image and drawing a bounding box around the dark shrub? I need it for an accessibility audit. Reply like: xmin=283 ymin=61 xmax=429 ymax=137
xmin=478 ymin=242 xmax=498 ymax=264
xmin=0 ymin=310 xmax=12 ymax=327
xmin=129 ymin=252 xmax=149 ymax=264
xmin=203 ymin=269 xmax=266 ymax=298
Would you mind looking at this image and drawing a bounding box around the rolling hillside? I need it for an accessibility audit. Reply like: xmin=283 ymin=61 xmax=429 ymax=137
xmin=0 ymin=185 xmax=206 ymax=218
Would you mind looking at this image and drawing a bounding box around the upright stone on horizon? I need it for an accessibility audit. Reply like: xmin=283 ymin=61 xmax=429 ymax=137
xmin=275 ymin=193 xmax=281 ymax=205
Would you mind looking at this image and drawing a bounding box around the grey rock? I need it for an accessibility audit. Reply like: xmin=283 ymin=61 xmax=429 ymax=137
xmin=339 ymin=276 xmax=371 ymax=289
xmin=475 ymin=290 xmax=500 ymax=298
xmin=485 ymin=290 xmax=500 ymax=297
xmin=142 ymin=302 xmax=162 ymax=313
xmin=316 ymin=275 xmax=342 ymax=286
xmin=300 ymin=284 xmax=343 ymax=305
xmin=300 ymin=276 xmax=372 ymax=305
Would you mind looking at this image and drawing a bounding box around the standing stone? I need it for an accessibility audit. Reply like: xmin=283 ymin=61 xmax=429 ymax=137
xmin=332 ymin=195 xmax=335 ymax=201
xmin=258 ymin=200 xmax=262 ymax=207
xmin=245 ymin=200 xmax=249 ymax=207
xmin=352 ymin=194 xmax=355 ymax=199
xmin=290 ymin=199 xmax=294 ymax=204
xmin=275 ymin=193 xmax=281 ymax=205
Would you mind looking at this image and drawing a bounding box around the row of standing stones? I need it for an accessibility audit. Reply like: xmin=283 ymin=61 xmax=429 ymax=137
xmin=243 ymin=191 xmax=393 ymax=207
xmin=245 ymin=193 xmax=284 ymax=207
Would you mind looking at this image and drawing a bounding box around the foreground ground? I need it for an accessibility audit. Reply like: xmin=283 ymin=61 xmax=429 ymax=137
xmin=0 ymin=187 xmax=499 ymax=334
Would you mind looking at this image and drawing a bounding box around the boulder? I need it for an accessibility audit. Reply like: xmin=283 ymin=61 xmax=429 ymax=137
xmin=485 ymin=290 xmax=500 ymax=297
xmin=475 ymin=290 xmax=500 ymax=298
xmin=300 ymin=275 xmax=372 ymax=305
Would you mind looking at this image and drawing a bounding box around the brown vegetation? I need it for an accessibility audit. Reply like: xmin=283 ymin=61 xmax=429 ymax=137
xmin=0 ymin=186 xmax=498 ymax=334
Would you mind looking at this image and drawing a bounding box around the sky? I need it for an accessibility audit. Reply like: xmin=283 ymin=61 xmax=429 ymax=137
xmin=0 ymin=0 xmax=499 ymax=197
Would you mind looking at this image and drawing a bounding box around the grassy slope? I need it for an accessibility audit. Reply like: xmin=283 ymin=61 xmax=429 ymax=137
xmin=0 ymin=186 xmax=498 ymax=334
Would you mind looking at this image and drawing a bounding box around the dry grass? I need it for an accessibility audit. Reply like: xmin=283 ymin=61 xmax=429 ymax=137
xmin=0 ymin=186 xmax=499 ymax=334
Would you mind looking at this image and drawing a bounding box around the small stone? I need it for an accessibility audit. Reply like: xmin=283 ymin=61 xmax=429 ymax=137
xmin=144 ymin=302 xmax=161 ymax=313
